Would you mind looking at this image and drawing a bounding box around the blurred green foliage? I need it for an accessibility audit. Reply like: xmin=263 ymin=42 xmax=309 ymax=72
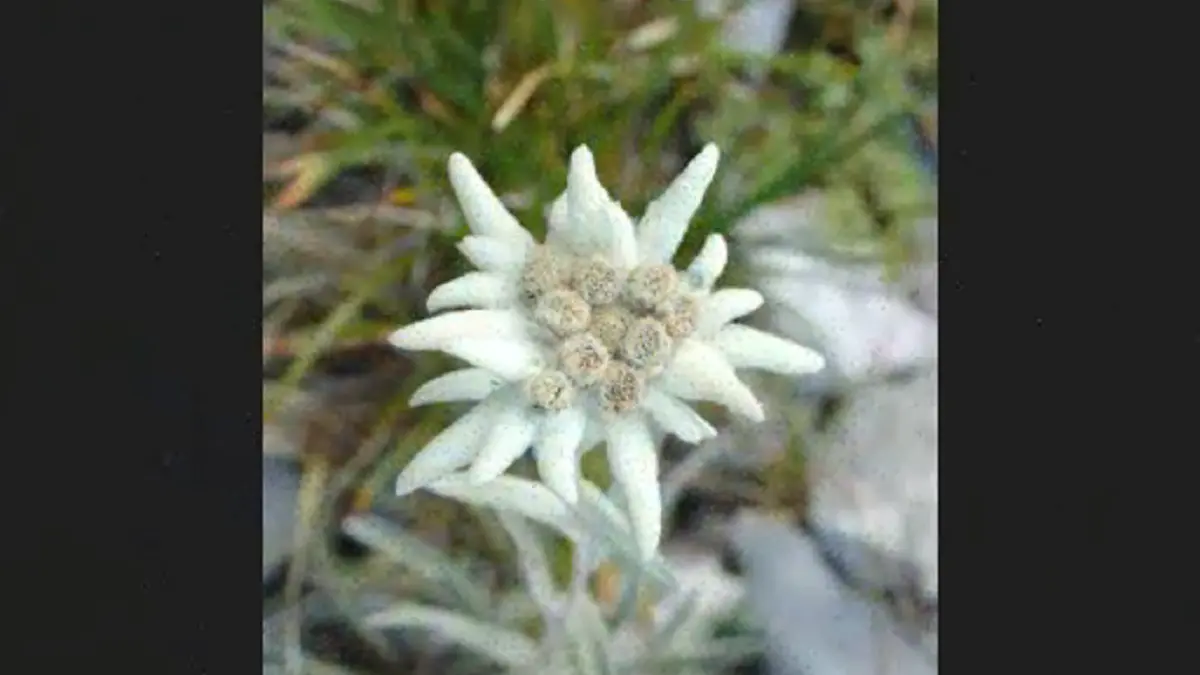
xmin=263 ymin=0 xmax=935 ymax=358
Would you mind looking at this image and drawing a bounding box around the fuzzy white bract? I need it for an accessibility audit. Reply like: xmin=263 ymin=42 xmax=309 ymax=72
xmin=388 ymin=144 xmax=825 ymax=559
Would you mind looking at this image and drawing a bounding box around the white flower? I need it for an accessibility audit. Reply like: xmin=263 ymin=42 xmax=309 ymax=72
xmin=388 ymin=144 xmax=825 ymax=559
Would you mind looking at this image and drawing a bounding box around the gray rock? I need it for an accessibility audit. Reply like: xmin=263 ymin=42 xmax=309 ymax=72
xmin=728 ymin=513 xmax=937 ymax=675
xmin=696 ymin=0 xmax=799 ymax=61
xmin=809 ymin=369 xmax=938 ymax=601
xmin=263 ymin=456 xmax=301 ymax=580
xmin=902 ymin=217 xmax=938 ymax=318
xmin=734 ymin=195 xmax=939 ymax=388
xmin=907 ymin=262 xmax=938 ymax=318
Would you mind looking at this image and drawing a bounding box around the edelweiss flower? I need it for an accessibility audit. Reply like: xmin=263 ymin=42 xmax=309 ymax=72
xmin=389 ymin=144 xmax=825 ymax=558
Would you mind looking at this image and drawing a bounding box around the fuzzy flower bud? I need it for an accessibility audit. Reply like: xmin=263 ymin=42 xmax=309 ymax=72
xmin=572 ymin=256 xmax=621 ymax=306
xmin=620 ymin=317 xmax=673 ymax=368
xmin=520 ymin=246 xmax=573 ymax=302
xmin=657 ymin=293 xmax=699 ymax=339
xmin=590 ymin=305 xmax=634 ymax=352
xmin=599 ymin=361 xmax=644 ymax=414
xmin=534 ymin=288 xmax=591 ymax=336
xmin=558 ymin=332 xmax=611 ymax=386
xmin=525 ymin=369 xmax=575 ymax=410
xmin=624 ymin=263 xmax=678 ymax=311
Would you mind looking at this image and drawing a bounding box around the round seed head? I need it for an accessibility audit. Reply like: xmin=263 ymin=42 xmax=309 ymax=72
xmin=624 ymin=263 xmax=679 ymax=311
xmin=657 ymin=293 xmax=700 ymax=339
xmin=534 ymin=288 xmax=591 ymax=336
xmin=520 ymin=246 xmax=573 ymax=302
xmin=620 ymin=317 xmax=673 ymax=368
xmin=590 ymin=305 xmax=634 ymax=351
xmin=599 ymin=361 xmax=644 ymax=414
xmin=558 ymin=332 xmax=611 ymax=385
xmin=525 ymin=369 xmax=575 ymax=410
xmin=572 ymin=256 xmax=620 ymax=305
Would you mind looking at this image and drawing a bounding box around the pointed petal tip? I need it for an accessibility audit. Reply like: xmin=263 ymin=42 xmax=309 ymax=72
xmin=409 ymin=368 xmax=504 ymax=407
xmin=729 ymin=381 xmax=766 ymax=422
xmin=686 ymin=234 xmax=729 ymax=290
xmin=394 ymin=473 xmax=425 ymax=498
xmin=387 ymin=326 xmax=417 ymax=351
xmin=715 ymin=324 xmax=829 ymax=376
xmin=394 ymin=448 xmax=472 ymax=497
xmin=568 ymin=146 xmax=599 ymax=189
xmin=569 ymin=145 xmax=594 ymax=165
xmin=385 ymin=324 xmax=433 ymax=352
xmin=744 ymin=401 xmax=766 ymax=423
xmin=689 ymin=143 xmax=720 ymax=175
xmin=426 ymin=272 xmax=509 ymax=313
xmin=447 ymin=151 xmax=472 ymax=173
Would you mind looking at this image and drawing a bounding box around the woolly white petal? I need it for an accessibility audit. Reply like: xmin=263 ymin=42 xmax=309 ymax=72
xmin=457 ymin=235 xmax=528 ymax=274
xmin=605 ymin=414 xmax=662 ymax=560
xmin=543 ymin=154 xmax=599 ymax=256
xmin=427 ymin=272 xmax=513 ymax=312
xmin=641 ymin=388 xmax=717 ymax=444
xmin=442 ymin=338 xmax=544 ymax=381
xmin=389 ymin=309 xmax=530 ymax=351
xmin=395 ymin=398 xmax=498 ymax=496
xmin=577 ymin=417 xmax=607 ymax=460
xmin=428 ymin=475 xmax=584 ymax=542
xmin=636 ymin=144 xmax=720 ymax=264
xmin=695 ymin=288 xmax=765 ymax=336
xmin=534 ymin=406 xmax=588 ymax=503
xmin=448 ymin=153 xmax=535 ymax=246
xmin=684 ymin=234 xmax=728 ymax=291
xmin=545 ymin=190 xmax=572 ymax=251
xmin=558 ymin=146 xmax=639 ymax=266
xmin=713 ymin=324 xmax=827 ymax=376
xmin=467 ymin=405 xmax=538 ymax=483
xmin=567 ymin=147 xmax=608 ymax=234
xmin=605 ymin=201 xmax=639 ymax=269
xmin=409 ymin=368 xmax=507 ymax=407
xmin=548 ymin=190 xmax=569 ymax=230
xmin=658 ymin=338 xmax=765 ymax=421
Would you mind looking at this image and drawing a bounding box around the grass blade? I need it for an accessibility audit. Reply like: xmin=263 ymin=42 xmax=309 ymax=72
xmin=341 ymin=514 xmax=493 ymax=616
xmin=365 ymin=603 xmax=538 ymax=669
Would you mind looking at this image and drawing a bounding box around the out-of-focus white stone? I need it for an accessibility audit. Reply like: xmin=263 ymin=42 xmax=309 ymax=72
xmin=263 ymin=590 xmax=361 ymax=672
xmin=809 ymin=369 xmax=938 ymax=601
xmin=905 ymin=217 xmax=939 ymax=318
xmin=696 ymin=0 xmax=798 ymax=61
xmin=263 ymin=456 xmax=301 ymax=580
xmin=605 ymin=543 xmax=746 ymax=674
xmin=263 ymin=422 xmax=299 ymax=459
xmin=656 ymin=544 xmax=746 ymax=645
xmin=734 ymin=194 xmax=938 ymax=386
xmin=728 ymin=513 xmax=937 ymax=675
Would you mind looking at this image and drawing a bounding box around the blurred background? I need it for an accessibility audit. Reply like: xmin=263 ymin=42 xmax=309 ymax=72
xmin=262 ymin=0 xmax=937 ymax=673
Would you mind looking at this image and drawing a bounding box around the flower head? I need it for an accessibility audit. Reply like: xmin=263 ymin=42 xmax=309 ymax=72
xmin=389 ymin=144 xmax=826 ymax=559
